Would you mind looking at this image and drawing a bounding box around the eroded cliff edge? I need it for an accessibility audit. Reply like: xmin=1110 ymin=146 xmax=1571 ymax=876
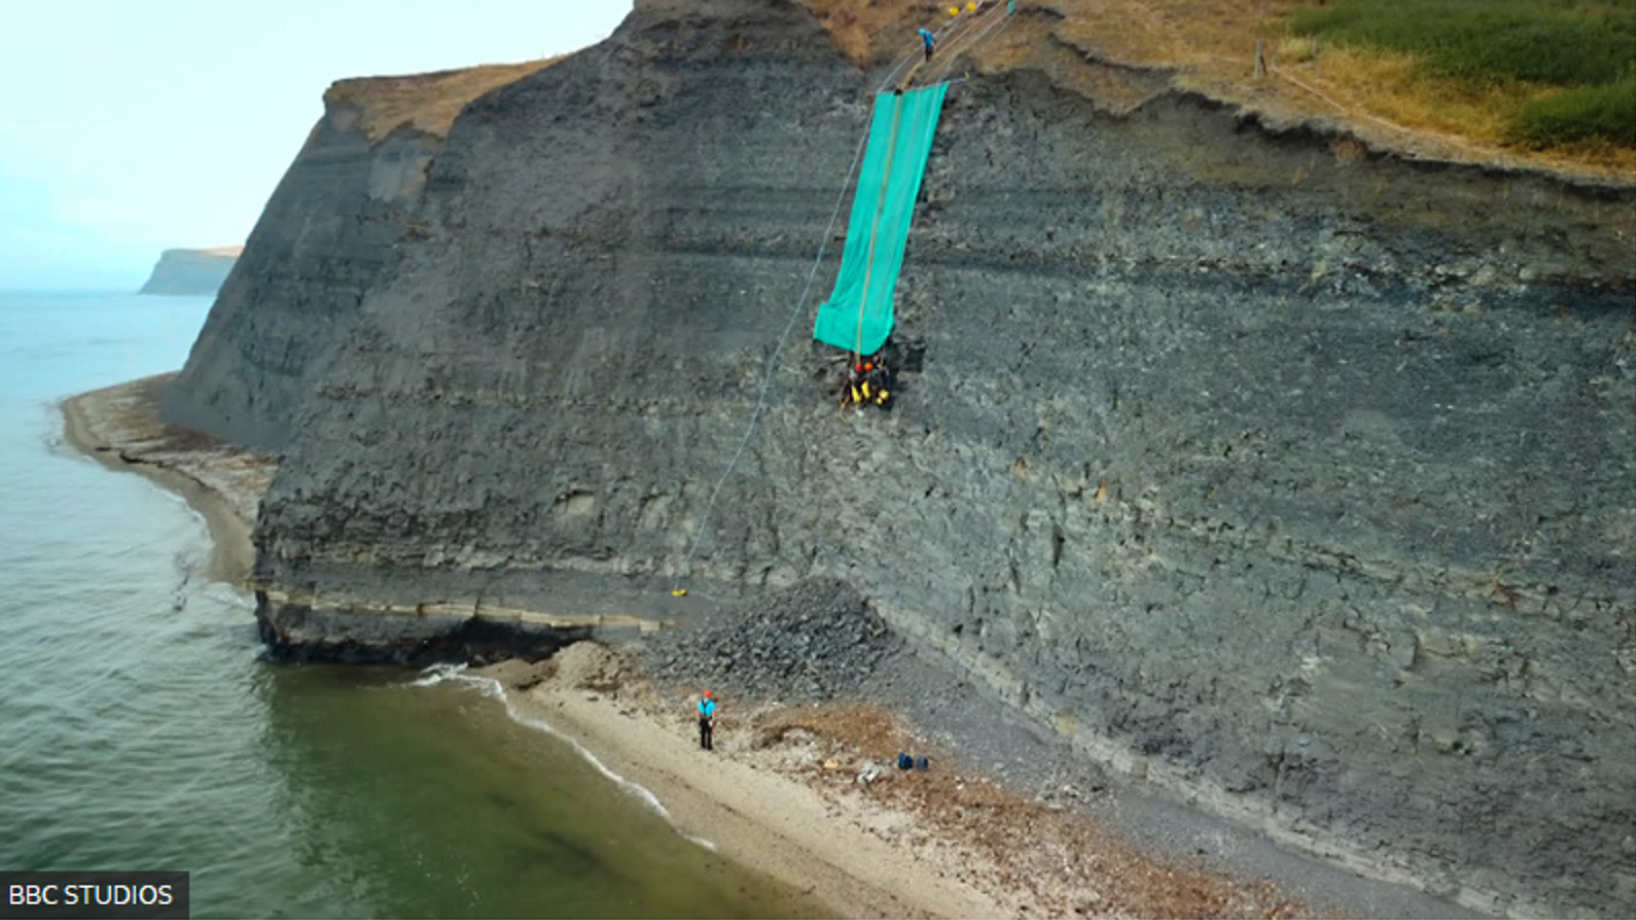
xmin=167 ymin=0 xmax=1634 ymax=915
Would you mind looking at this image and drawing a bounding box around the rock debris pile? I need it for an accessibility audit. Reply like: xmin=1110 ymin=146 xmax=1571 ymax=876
xmin=643 ymin=579 xmax=901 ymax=701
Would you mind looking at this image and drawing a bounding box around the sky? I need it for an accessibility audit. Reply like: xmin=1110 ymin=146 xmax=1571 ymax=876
xmin=0 ymin=0 xmax=632 ymax=291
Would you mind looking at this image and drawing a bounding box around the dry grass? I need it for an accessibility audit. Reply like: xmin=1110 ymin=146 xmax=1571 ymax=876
xmin=793 ymin=0 xmax=939 ymax=64
xmin=307 ymin=2 xmax=1629 ymax=175
xmin=794 ymin=0 xmax=1635 ymax=178
xmin=1269 ymin=47 xmax=1525 ymax=143
xmin=1052 ymin=0 xmax=1305 ymax=69
xmin=323 ymin=58 xmax=561 ymax=144
xmin=760 ymin=702 xmax=918 ymax=758
xmin=1266 ymin=43 xmax=1636 ymax=173
xmin=1277 ymin=35 xmax=1319 ymax=64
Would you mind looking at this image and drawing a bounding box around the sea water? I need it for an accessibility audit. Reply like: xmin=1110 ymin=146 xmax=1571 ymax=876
xmin=0 ymin=292 xmax=817 ymax=919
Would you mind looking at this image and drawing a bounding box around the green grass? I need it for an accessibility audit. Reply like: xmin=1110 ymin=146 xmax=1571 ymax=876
xmin=1512 ymin=78 xmax=1636 ymax=147
xmin=1291 ymin=0 xmax=1635 ymax=86
xmin=1289 ymin=0 xmax=1636 ymax=147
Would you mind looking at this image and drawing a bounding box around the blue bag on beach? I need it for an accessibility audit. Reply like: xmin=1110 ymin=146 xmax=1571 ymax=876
xmin=897 ymin=752 xmax=913 ymax=771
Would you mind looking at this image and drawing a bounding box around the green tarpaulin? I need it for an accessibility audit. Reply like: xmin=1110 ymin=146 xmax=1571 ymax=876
xmin=813 ymin=86 xmax=948 ymax=356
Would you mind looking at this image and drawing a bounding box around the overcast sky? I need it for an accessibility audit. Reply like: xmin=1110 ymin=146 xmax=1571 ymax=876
xmin=0 ymin=0 xmax=632 ymax=290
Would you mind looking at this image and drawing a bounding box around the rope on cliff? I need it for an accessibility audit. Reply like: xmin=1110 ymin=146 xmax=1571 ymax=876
xmin=919 ymin=1 xmax=1014 ymax=86
xmin=668 ymin=126 xmax=866 ymax=596
xmin=668 ymin=21 xmax=976 ymax=597
xmin=667 ymin=96 xmax=873 ymax=594
xmin=898 ymin=0 xmax=1010 ymax=90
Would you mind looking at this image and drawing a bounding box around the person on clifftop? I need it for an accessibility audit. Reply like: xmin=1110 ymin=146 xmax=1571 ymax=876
xmin=697 ymin=689 xmax=716 ymax=751
xmin=918 ymin=28 xmax=936 ymax=61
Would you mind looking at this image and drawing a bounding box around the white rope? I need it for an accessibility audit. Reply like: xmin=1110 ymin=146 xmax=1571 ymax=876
xmin=924 ymin=5 xmax=1014 ymax=83
xmin=669 ymin=126 xmax=867 ymax=590
xmin=670 ymin=29 xmax=973 ymax=591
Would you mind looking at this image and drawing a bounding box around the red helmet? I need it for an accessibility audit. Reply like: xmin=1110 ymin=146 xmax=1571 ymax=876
xmin=703 ymin=689 xmax=713 ymax=699
xmin=864 ymin=362 xmax=874 ymax=372
xmin=854 ymin=363 xmax=864 ymax=373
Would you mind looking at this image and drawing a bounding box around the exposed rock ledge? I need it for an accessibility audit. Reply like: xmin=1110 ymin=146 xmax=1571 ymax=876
xmin=65 ymin=376 xmax=655 ymax=665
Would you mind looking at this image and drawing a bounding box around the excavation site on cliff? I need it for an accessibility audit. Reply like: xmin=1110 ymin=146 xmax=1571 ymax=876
xmin=81 ymin=0 xmax=1636 ymax=916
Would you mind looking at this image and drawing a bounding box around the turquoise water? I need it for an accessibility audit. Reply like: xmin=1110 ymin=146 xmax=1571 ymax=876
xmin=0 ymin=292 xmax=817 ymax=918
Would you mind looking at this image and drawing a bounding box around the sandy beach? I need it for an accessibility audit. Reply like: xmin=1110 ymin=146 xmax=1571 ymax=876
xmin=61 ymin=375 xmax=1313 ymax=919
xmin=482 ymin=646 xmax=1307 ymax=919
xmin=486 ymin=651 xmax=1006 ymax=919
xmin=60 ymin=374 xmax=273 ymax=583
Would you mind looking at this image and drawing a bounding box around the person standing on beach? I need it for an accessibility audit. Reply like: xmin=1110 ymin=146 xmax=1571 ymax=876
xmin=697 ymin=689 xmax=716 ymax=751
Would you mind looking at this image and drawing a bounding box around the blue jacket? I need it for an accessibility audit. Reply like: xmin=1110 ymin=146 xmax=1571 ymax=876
xmin=698 ymin=699 xmax=716 ymax=719
xmin=919 ymin=29 xmax=935 ymax=49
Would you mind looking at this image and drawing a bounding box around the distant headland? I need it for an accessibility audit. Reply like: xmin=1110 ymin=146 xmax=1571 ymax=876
xmin=138 ymin=246 xmax=242 ymax=295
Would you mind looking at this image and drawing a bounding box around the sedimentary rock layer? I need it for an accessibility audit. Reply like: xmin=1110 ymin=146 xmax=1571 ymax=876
xmin=169 ymin=0 xmax=1634 ymax=914
xmin=161 ymin=87 xmax=442 ymax=450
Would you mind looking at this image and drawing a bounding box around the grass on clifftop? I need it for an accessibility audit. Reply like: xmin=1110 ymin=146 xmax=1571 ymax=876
xmin=1289 ymin=0 xmax=1636 ymax=151
xmin=799 ymin=0 xmax=1636 ymax=177
xmin=1291 ymin=0 xmax=1634 ymax=87
xmin=324 ymin=59 xmax=560 ymax=144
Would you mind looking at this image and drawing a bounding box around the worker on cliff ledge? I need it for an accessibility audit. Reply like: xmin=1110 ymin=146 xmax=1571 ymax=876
xmin=697 ymin=689 xmax=717 ymax=751
xmin=918 ymin=27 xmax=936 ymax=61
xmin=842 ymin=354 xmax=892 ymax=409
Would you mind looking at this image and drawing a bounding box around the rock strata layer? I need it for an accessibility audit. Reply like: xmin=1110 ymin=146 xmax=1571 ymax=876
xmin=167 ymin=0 xmax=1635 ymax=915
xmin=161 ymin=86 xmax=442 ymax=450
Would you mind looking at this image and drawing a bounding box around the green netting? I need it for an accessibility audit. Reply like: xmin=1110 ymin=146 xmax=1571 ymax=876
xmin=813 ymin=85 xmax=948 ymax=356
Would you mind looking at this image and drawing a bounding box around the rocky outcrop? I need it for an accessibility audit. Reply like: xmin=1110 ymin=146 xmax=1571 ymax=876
xmin=252 ymin=589 xmax=595 ymax=665
xmin=171 ymin=0 xmax=1633 ymax=915
xmin=138 ymin=247 xmax=240 ymax=295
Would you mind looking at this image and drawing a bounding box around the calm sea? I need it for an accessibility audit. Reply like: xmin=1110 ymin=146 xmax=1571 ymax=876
xmin=0 ymin=292 xmax=815 ymax=919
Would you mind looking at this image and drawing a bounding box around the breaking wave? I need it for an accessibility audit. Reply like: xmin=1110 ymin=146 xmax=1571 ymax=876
xmin=409 ymin=662 xmax=717 ymax=851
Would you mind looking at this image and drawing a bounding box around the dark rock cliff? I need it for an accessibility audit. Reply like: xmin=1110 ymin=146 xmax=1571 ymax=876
xmin=161 ymin=95 xmax=439 ymax=450
xmin=138 ymin=248 xmax=239 ymax=295
xmin=171 ymin=0 xmax=1635 ymax=914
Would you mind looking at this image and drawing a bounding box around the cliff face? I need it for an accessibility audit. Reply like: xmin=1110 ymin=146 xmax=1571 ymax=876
xmin=160 ymin=112 xmax=435 ymax=450
xmin=174 ymin=0 xmax=1634 ymax=914
xmin=160 ymin=64 xmax=550 ymax=451
xmin=138 ymin=247 xmax=240 ymax=295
